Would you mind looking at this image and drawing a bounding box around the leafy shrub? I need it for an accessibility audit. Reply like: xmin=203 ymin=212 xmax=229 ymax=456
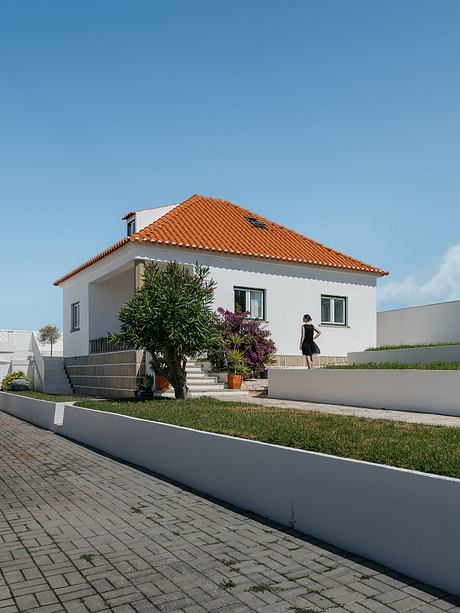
xmin=10 ymin=379 xmax=31 ymax=391
xmin=2 ymin=371 xmax=31 ymax=391
xmin=209 ymin=309 xmax=276 ymax=378
xmin=137 ymin=374 xmax=154 ymax=391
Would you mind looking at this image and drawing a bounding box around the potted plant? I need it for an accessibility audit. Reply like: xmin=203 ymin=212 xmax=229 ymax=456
xmin=226 ymin=349 xmax=249 ymax=389
xmin=155 ymin=373 xmax=171 ymax=391
xmin=136 ymin=374 xmax=154 ymax=399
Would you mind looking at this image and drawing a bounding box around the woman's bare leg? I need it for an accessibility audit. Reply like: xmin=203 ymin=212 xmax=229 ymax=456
xmin=306 ymin=355 xmax=313 ymax=369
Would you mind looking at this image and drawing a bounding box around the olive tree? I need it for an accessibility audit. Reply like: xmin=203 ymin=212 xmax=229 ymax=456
xmin=37 ymin=324 xmax=61 ymax=356
xmin=109 ymin=262 xmax=217 ymax=399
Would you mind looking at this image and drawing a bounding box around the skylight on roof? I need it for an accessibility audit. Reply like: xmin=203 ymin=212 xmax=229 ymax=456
xmin=245 ymin=216 xmax=267 ymax=229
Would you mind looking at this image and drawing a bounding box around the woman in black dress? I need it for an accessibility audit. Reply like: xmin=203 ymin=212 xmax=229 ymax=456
xmin=299 ymin=314 xmax=321 ymax=369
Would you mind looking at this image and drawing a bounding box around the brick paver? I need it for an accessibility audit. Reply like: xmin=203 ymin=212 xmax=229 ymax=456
xmin=0 ymin=411 xmax=458 ymax=613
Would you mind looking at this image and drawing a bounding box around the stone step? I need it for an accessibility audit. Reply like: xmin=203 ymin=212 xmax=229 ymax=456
xmin=186 ymin=373 xmax=218 ymax=382
xmin=186 ymin=384 xmax=224 ymax=392
xmin=153 ymin=389 xmax=248 ymax=398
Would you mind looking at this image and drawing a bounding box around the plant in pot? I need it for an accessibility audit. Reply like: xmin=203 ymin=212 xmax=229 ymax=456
xmin=226 ymin=349 xmax=249 ymax=389
xmin=155 ymin=373 xmax=171 ymax=391
xmin=136 ymin=374 xmax=154 ymax=399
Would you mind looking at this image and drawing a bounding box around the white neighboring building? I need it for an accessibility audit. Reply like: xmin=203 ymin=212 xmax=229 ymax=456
xmin=0 ymin=330 xmax=63 ymax=382
xmin=54 ymin=194 xmax=388 ymax=397
xmin=377 ymin=300 xmax=460 ymax=347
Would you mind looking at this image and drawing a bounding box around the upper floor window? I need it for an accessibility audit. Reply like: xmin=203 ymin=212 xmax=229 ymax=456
xmin=234 ymin=287 xmax=265 ymax=320
xmin=321 ymin=295 xmax=347 ymax=326
xmin=127 ymin=219 xmax=136 ymax=236
xmin=71 ymin=302 xmax=80 ymax=332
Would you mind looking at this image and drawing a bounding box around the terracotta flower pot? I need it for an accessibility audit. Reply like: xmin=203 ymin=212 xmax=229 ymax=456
xmin=155 ymin=374 xmax=170 ymax=391
xmin=227 ymin=373 xmax=243 ymax=389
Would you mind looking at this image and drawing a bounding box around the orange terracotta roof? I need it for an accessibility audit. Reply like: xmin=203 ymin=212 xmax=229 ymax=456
xmin=121 ymin=211 xmax=135 ymax=220
xmin=54 ymin=194 xmax=388 ymax=285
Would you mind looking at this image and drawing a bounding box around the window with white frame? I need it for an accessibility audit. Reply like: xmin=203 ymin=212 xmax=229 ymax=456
xmin=127 ymin=219 xmax=136 ymax=236
xmin=71 ymin=302 xmax=80 ymax=331
xmin=321 ymin=295 xmax=347 ymax=326
xmin=234 ymin=287 xmax=265 ymax=319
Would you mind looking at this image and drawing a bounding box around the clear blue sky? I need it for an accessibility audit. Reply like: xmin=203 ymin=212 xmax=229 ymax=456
xmin=1 ymin=0 xmax=460 ymax=330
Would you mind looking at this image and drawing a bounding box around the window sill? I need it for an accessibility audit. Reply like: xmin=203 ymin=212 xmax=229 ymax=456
xmin=320 ymin=323 xmax=350 ymax=328
xmin=70 ymin=328 xmax=80 ymax=333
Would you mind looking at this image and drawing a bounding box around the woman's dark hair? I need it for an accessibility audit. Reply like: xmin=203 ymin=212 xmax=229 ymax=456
xmin=303 ymin=314 xmax=312 ymax=322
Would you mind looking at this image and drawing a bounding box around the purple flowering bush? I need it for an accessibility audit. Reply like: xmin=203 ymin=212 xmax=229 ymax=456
xmin=209 ymin=308 xmax=276 ymax=378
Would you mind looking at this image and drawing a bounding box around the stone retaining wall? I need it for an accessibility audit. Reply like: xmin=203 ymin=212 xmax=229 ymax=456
xmin=64 ymin=350 xmax=146 ymax=398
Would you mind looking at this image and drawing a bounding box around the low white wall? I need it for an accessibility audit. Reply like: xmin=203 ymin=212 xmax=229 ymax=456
xmin=0 ymin=392 xmax=65 ymax=431
xmin=1 ymin=397 xmax=460 ymax=595
xmin=349 ymin=344 xmax=460 ymax=365
xmin=268 ymin=368 xmax=460 ymax=416
xmin=57 ymin=405 xmax=460 ymax=596
xmin=378 ymin=301 xmax=460 ymax=347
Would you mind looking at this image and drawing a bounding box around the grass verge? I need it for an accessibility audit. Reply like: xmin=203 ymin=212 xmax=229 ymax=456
xmin=7 ymin=391 xmax=87 ymax=402
xmin=74 ymin=397 xmax=460 ymax=478
xmin=365 ymin=342 xmax=460 ymax=351
xmin=325 ymin=362 xmax=460 ymax=370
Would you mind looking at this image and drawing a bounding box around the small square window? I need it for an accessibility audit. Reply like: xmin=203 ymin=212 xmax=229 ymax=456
xmin=321 ymin=295 xmax=347 ymax=326
xmin=234 ymin=287 xmax=265 ymax=320
xmin=71 ymin=302 xmax=80 ymax=331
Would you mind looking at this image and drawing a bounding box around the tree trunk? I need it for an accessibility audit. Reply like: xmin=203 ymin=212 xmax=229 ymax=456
xmin=165 ymin=350 xmax=189 ymax=399
xmin=50 ymin=342 xmax=53 ymax=357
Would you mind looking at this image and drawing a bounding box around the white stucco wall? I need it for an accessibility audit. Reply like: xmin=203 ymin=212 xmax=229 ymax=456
xmin=269 ymin=367 xmax=460 ymax=417
xmin=88 ymin=268 xmax=134 ymax=340
xmin=59 ymin=242 xmax=378 ymax=357
xmin=62 ymin=276 xmax=90 ymax=357
xmin=378 ymin=301 xmax=460 ymax=347
xmin=124 ymin=204 xmax=178 ymax=235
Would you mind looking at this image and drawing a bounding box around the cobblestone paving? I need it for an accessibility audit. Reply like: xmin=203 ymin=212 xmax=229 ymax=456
xmin=0 ymin=412 xmax=459 ymax=613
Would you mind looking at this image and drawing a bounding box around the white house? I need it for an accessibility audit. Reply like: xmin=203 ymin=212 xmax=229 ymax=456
xmin=54 ymin=194 xmax=388 ymax=397
xmin=0 ymin=330 xmax=67 ymax=392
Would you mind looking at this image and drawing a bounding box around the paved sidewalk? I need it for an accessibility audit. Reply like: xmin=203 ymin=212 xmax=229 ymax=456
xmin=220 ymin=395 xmax=460 ymax=428
xmin=0 ymin=413 xmax=459 ymax=613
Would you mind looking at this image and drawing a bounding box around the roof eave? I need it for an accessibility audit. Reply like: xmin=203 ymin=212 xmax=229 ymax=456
xmin=132 ymin=237 xmax=389 ymax=276
xmin=53 ymin=238 xmax=132 ymax=286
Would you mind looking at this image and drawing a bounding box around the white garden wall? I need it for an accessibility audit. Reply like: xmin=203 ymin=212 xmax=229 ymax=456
xmin=0 ymin=392 xmax=65 ymax=431
xmin=349 ymin=344 xmax=460 ymax=365
xmin=268 ymin=367 xmax=460 ymax=416
xmin=55 ymin=405 xmax=460 ymax=596
xmin=60 ymin=242 xmax=378 ymax=358
xmin=2 ymin=396 xmax=459 ymax=595
xmin=378 ymin=300 xmax=460 ymax=347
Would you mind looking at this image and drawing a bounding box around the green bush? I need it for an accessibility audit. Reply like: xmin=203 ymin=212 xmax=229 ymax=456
xmin=2 ymin=371 xmax=31 ymax=391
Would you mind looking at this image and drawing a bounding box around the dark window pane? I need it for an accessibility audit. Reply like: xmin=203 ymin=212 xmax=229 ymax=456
xmin=321 ymin=297 xmax=331 ymax=323
xmin=234 ymin=289 xmax=246 ymax=314
xmin=334 ymin=299 xmax=345 ymax=324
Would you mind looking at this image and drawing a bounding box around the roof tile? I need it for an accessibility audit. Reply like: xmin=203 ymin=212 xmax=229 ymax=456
xmin=54 ymin=194 xmax=387 ymax=285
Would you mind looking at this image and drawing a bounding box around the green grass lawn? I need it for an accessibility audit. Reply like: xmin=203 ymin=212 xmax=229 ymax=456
xmin=325 ymin=361 xmax=460 ymax=370
xmin=75 ymin=397 xmax=460 ymax=478
xmin=8 ymin=391 xmax=87 ymax=402
xmin=365 ymin=342 xmax=460 ymax=351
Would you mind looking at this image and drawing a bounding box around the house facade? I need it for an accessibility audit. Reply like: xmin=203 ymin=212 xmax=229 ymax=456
xmin=54 ymin=195 xmax=387 ymax=397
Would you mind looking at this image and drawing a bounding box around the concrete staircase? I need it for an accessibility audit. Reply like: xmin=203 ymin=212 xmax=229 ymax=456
xmin=154 ymin=360 xmax=248 ymax=398
xmin=43 ymin=357 xmax=74 ymax=395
